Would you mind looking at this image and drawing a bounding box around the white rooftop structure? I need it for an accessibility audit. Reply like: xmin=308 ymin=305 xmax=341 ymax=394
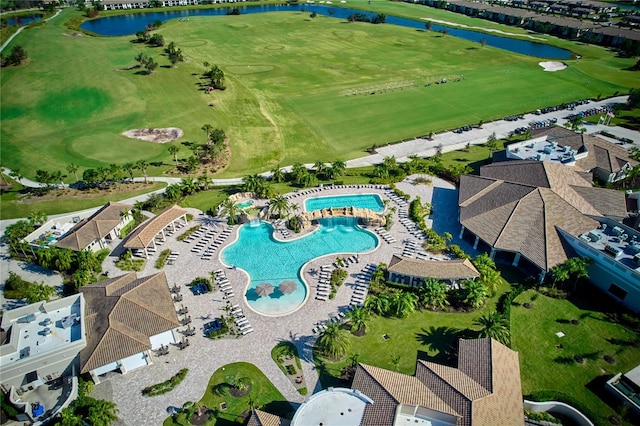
xmin=291 ymin=387 xmax=372 ymax=426
xmin=0 ymin=294 xmax=86 ymax=392
xmin=506 ymin=136 xmax=586 ymax=165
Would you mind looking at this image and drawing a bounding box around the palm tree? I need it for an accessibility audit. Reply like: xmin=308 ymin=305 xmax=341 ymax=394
xmin=313 ymin=161 xmax=327 ymax=179
xmin=316 ymin=321 xmax=351 ymax=359
xmin=382 ymin=156 xmax=398 ymax=171
xmin=420 ymin=278 xmax=449 ymax=310
xmin=329 ymin=160 xmax=346 ymax=179
xmin=58 ymin=407 xmax=83 ymax=426
xmin=373 ymin=164 xmax=389 ymax=179
xmin=168 ymin=145 xmax=180 ymax=167
xmin=26 ymin=283 xmax=56 ymax=304
xmin=180 ymin=178 xmax=199 ymax=195
xmin=390 ymin=291 xmax=418 ymax=318
xmin=473 ymin=253 xmax=501 ymax=295
xmin=197 ymin=173 xmax=211 ymax=190
xmin=364 ymin=293 xmax=390 ymax=316
xmin=243 ymin=174 xmax=261 ymax=193
xmin=463 ymin=280 xmax=488 ymax=309
xmin=202 ymin=124 xmax=214 ymax=144
xmin=66 ymin=163 xmax=79 ymax=182
xmin=54 ymin=248 xmax=74 ymax=273
xmin=549 ymin=263 xmax=569 ymax=289
xmin=218 ymin=198 xmax=241 ymax=225
xmin=77 ymin=249 xmax=100 ymax=272
xmin=345 ymin=306 xmax=371 ymax=335
xmin=564 ymin=256 xmax=592 ymax=292
xmin=136 ymin=160 xmax=148 ymax=184
xmin=86 ymin=398 xmax=119 ymax=426
xmin=270 ymin=165 xmax=285 ymax=183
xmin=268 ymin=195 xmax=291 ymax=219
xmin=109 ymin=164 xmax=122 ymax=184
xmin=300 ymin=172 xmax=318 ymax=188
xmin=290 ymin=163 xmax=307 ymax=183
xmin=28 ymin=210 xmax=47 ymax=227
xmin=123 ymin=163 xmax=135 ymax=182
xmin=473 ymin=311 xmax=510 ymax=345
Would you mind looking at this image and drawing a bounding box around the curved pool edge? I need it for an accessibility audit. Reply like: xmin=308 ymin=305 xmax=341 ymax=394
xmin=221 ymin=219 xmax=381 ymax=317
xmin=304 ymin=192 xmax=385 ymax=213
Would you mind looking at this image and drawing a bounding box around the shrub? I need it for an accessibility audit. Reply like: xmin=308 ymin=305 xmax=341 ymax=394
xmin=155 ymin=249 xmax=171 ymax=269
xmin=524 ymin=410 xmax=561 ymax=424
xmin=142 ymin=368 xmax=188 ymax=396
xmin=4 ymin=272 xmax=31 ymax=299
xmin=177 ymin=225 xmax=201 ymax=241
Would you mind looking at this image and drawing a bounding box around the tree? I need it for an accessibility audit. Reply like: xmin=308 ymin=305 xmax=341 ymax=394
xmin=123 ymin=163 xmax=136 ymax=182
xmin=473 ymin=311 xmax=510 ymax=345
xmin=316 ymin=321 xmax=351 ymax=359
xmin=268 ymin=195 xmax=291 ymax=218
xmin=197 ymin=173 xmax=211 ymax=190
xmin=58 ymin=407 xmax=84 ymax=426
xmin=28 ymin=210 xmax=47 ymax=227
xmin=566 ymin=114 xmax=585 ymax=132
xmin=201 ymin=124 xmax=214 ymax=144
xmin=480 ymin=37 xmax=487 ymax=47
xmin=270 ymin=165 xmax=285 ymax=183
xmin=472 ymin=253 xmax=501 ymax=296
xmin=313 ymin=161 xmax=327 ymax=179
xmin=463 ymin=280 xmax=488 ymax=309
xmin=145 ymin=57 xmax=158 ymax=74
xmin=425 ymin=21 xmax=432 ymax=31
xmin=373 ymin=164 xmax=389 ymax=179
xmin=165 ymin=183 xmax=182 ymax=201
xmin=365 ymin=293 xmax=390 ymax=316
xmin=135 ymin=52 xmax=149 ymax=66
xmin=390 ymin=291 xmax=418 ymax=318
xmin=67 ymin=163 xmax=80 ymax=182
xmin=206 ymin=64 xmax=225 ymax=89
xmin=628 ymin=88 xmax=640 ymax=108
xmin=486 ymin=132 xmax=498 ymax=158
xmin=218 ymin=198 xmax=241 ymax=225
xmin=54 ymin=248 xmax=74 ymax=273
xmin=135 ymin=30 xmax=150 ymax=43
xmin=564 ymin=256 xmax=592 ymax=292
xmin=179 ymin=177 xmax=198 ymax=195
xmin=420 ymin=278 xmax=449 ymax=310
xmin=168 ymin=47 xmax=184 ymax=66
xmin=9 ymin=168 xmax=23 ymax=184
xmin=290 ymin=163 xmax=307 ymax=183
xmin=86 ymin=398 xmax=119 ymax=426
xmin=26 ymin=282 xmax=56 ymax=304
xmin=148 ymin=33 xmax=164 ymax=47
xmin=167 ymin=145 xmax=180 ymax=167
xmin=2 ymin=45 xmax=27 ymax=66
xmin=345 ymin=306 xmax=371 ymax=334
xmin=383 ymin=156 xmax=398 ymax=171
xmin=300 ymin=172 xmax=318 ymax=188
xmin=329 ymin=160 xmax=346 ymax=179
xmin=136 ymin=160 xmax=148 ymax=184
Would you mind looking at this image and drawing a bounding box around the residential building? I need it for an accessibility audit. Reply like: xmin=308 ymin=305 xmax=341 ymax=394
xmin=606 ymin=364 xmax=640 ymax=416
xmin=78 ymin=272 xmax=180 ymax=383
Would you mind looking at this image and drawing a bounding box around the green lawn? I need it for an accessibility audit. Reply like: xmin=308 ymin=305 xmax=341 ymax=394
xmin=163 ymin=362 xmax=294 ymax=425
xmin=1 ymin=4 xmax=636 ymax=181
xmin=0 ymin=181 xmax=166 ymax=219
xmin=512 ymin=290 xmax=639 ymax=425
xmin=316 ymin=275 xmax=513 ymax=387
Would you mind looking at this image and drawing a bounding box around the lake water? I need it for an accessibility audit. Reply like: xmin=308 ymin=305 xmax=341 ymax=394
xmin=81 ymin=4 xmax=572 ymax=59
xmin=5 ymin=14 xmax=41 ymax=26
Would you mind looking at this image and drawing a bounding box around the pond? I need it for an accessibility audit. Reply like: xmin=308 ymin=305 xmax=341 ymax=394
xmin=81 ymin=4 xmax=572 ymax=59
xmin=5 ymin=14 xmax=42 ymax=26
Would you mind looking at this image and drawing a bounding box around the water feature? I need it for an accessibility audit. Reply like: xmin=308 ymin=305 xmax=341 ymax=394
xmin=5 ymin=14 xmax=42 ymax=26
xmin=81 ymin=4 xmax=572 ymax=58
xmin=249 ymin=217 xmax=260 ymax=227
xmin=305 ymin=193 xmax=385 ymax=213
xmin=236 ymin=200 xmax=253 ymax=210
xmin=221 ymin=216 xmax=378 ymax=316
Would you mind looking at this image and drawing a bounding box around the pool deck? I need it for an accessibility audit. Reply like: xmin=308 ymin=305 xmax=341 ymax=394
xmin=92 ymin=175 xmax=474 ymax=426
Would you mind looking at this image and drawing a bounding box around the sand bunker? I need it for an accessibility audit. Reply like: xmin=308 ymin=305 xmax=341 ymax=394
xmin=539 ymin=61 xmax=567 ymax=72
xmin=122 ymin=128 xmax=183 ymax=143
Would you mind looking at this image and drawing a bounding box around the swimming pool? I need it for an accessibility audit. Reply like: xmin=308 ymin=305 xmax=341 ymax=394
xmin=236 ymin=200 xmax=253 ymax=209
xmin=221 ymin=217 xmax=378 ymax=316
xmin=305 ymin=193 xmax=385 ymax=213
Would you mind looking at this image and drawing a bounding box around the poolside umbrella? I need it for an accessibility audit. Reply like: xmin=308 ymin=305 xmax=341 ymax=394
xmin=279 ymin=280 xmax=297 ymax=294
xmin=255 ymin=283 xmax=274 ymax=297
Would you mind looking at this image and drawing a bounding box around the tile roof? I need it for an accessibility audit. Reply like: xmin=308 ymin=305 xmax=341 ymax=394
xmin=387 ymin=255 xmax=479 ymax=280
xmin=246 ymin=410 xmax=290 ymax=426
xmin=79 ymin=272 xmax=179 ymax=373
xmin=123 ymin=204 xmax=188 ymax=249
xmin=56 ymin=202 xmax=132 ymax=251
xmin=352 ymin=339 xmax=523 ymax=426
xmin=459 ymin=160 xmax=625 ymax=270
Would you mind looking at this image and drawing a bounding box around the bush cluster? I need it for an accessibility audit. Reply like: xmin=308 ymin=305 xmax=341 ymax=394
xmin=142 ymin=368 xmax=189 ymax=396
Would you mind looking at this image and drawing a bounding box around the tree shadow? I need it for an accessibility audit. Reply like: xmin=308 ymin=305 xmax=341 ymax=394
xmin=415 ymin=325 xmax=463 ymax=365
xmin=556 ymin=319 xmax=571 ymax=324
xmin=553 ymin=355 xmax=575 ymax=365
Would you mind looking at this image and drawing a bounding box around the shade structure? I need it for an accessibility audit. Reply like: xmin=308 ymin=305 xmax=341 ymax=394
xmin=255 ymin=283 xmax=275 ymax=297
xmin=279 ymin=280 xmax=297 ymax=294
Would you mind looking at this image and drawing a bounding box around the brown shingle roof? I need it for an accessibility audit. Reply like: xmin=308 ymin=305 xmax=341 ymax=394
xmin=460 ymin=161 xmax=624 ymax=270
xmin=388 ymin=255 xmax=479 ymax=280
xmin=56 ymin=202 xmax=132 ymax=251
xmin=79 ymin=272 xmax=179 ymax=373
xmin=353 ymin=339 xmax=523 ymax=426
xmin=246 ymin=410 xmax=290 ymax=426
xmin=123 ymin=204 xmax=187 ymax=249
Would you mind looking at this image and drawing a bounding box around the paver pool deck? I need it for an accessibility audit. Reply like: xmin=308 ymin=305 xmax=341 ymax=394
xmin=90 ymin=176 xmax=472 ymax=425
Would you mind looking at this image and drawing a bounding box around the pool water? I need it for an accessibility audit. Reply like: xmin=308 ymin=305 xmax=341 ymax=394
xmin=305 ymin=193 xmax=384 ymax=213
xmin=236 ymin=200 xmax=253 ymax=209
xmin=221 ymin=217 xmax=378 ymax=316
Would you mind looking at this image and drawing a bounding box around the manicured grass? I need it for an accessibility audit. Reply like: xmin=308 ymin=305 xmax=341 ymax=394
xmin=316 ymin=276 xmax=513 ymax=387
xmin=0 ymin=182 xmax=166 ymax=219
xmin=512 ymin=289 xmax=639 ymax=425
xmin=163 ymin=362 xmax=294 ymax=425
xmin=1 ymin=5 xmax=636 ymax=180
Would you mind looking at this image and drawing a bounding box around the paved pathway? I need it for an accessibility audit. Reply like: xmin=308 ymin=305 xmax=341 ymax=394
xmin=0 ymin=8 xmax=62 ymax=52
xmin=88 ymin=180 xmax=463 ymax=425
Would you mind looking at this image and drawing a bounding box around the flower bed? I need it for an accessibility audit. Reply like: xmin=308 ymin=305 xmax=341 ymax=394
xmin=142 ymin=368 xmax=188 ymax=397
